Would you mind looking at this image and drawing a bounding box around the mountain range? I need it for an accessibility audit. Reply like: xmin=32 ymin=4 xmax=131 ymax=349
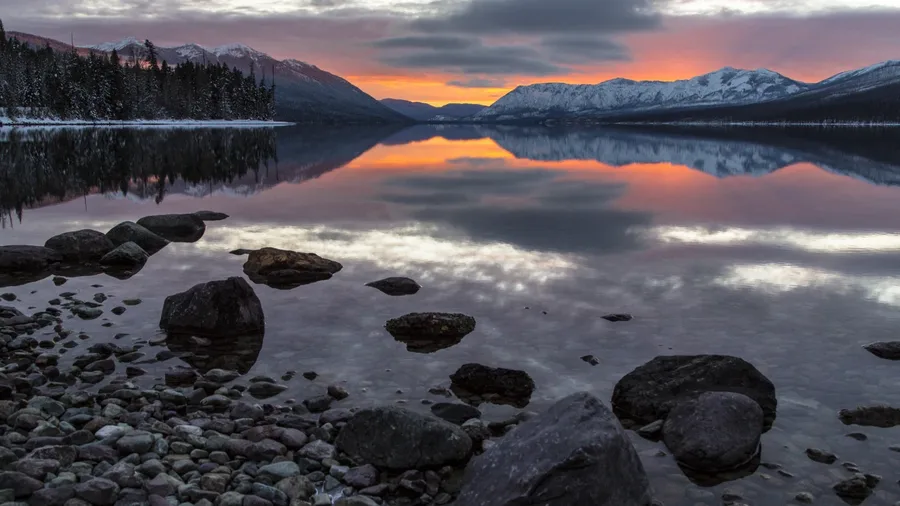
xmin=380 ymin=99 xmax=486 ymax=121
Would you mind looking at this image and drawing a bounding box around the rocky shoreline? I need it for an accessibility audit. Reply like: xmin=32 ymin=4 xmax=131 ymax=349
xmin=2 ymin=213 xmax=900 ymax=506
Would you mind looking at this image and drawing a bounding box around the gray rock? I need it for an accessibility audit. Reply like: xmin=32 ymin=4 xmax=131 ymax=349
xmin=99 ymin=242 xmax=149 ymax=268
xmin=833 ymin=473 xmax=874 ymax=501
xmin=279 ymin=428 xmax=307 ymax=450
xmin=326 ymin=385 xmax=349 ymax=401
xmin=206 ymin=369 xmax=241 ymax=383
xmin=839 ymin=405 xmax=900 ymax=428
xmin=136 ymin=214 xmax=206 ymax=242
xmin=200 ymin=473 xmax=230 ymax=493
xmin=365 ymin=277 xmax=420 ymax=296
xmin=74 ymin=477 xmax=120 ymax=505
xmin=105 ymin=221 xmax=169 ymax=254
xmin=612 ymin=354 xmax=777 ymax=429
xmin=26 ymin=445 xmax=77 ymax=466
xmin=0 ymin=245 xmax=61 ymax=273
xmin=219 ymin=491 xmax=245 ymax=506
xmin=247 ymin=439 xmax=287 ymax=462
xmin=242 ymin=247 xmax=343 ymax=288
xmin=45 ymin=229 xmax=115 ymax=261
xmin=250 ymin=483 xmax=287 ymax=506
xmin=145 ymin=473 xmax=182 ymax=497
xmin=430 ymin=403 xmax=481 ymax=425
xmin=806 ymin=448 xmax=837 ymax=464
xmin=335 ymin=497 xmax=379 ymax=506
xmin=159 ymin=277 xmax=264 ymax=337
xmin=794 ymin=491 xmax=814 ymax=503
xmin=274 ymin=476 xmax=314 ymax=501
xmin=863 ymin=341 xmax=900 ymax=360
xmin=30 ymin=485 xmax=75 ymax=505
xmin=14 ymin=458 xmax=59 ymax=479
xmin=636 ymin=420 xmax=663 ymax=439
xmin=194 ymin=211 xmax=229 ymax=221
xmin=230 ymin=402 xmax=264 ymax=421
xmin=336 ymin=406 xmax=471 ymax=470
xmin=72 ymin=305 xmax=103 ymax=320
xmin=449 ymin=363 xmax=535 ymax=408
xmin=342 ymin=464 xmax=378 ymax=489
xmin=258 ymin=462 xmax=300 ymax=481
xmin=663 ymin=391 xmax=763 ymax=473
xmin=455 ymin=392 xmax=651 ymax=506
xmin=248 ymin=383 xmax=287 ymax=399
xmin=297 ymin=440 xmax=336 ymax=461
xmin=0 ymin=471 xmax=43 ymax=498
xmin=101 ymin=461 xmax=141 ymax=488
xmin=386 ymin=313 xmax=476 ymax=353
xmin=117 ymin=433 xmax=154 ymax=454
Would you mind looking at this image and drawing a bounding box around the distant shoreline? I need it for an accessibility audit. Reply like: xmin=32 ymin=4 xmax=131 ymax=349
xmin=422 ymin=119 xmax=900 ymax=128
xmin=0 ymin=118 xmax=295 ymax=129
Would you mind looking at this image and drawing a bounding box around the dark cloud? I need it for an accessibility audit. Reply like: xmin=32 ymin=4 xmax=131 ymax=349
xmin=379 ymin=42 xmax=568 ymax=75
xmin=446 ymin=77 xmax=507 ymax=88
xmin=411 ymin=0 xmax=661 ymax=35
xmin=372 ymin=35 xmax=475 ymax=50
xmin=540 ymin=36 xmax=632 ymax=64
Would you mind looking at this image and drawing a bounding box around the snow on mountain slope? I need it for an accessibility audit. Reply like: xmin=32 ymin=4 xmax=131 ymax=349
xmin=89 ymin=37 xmax=141 ymax=52
xmin=476 ymin=67 xmax=809 ymax=121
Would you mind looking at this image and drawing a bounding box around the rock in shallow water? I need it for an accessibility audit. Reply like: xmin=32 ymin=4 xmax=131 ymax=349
xmin=366 ymin=277 xmax=421 ymax=296
xmin=45 ymin=229 xmax=115 ymax=261
xmin=0 ymin=245 xmax=61 ymax=274
xmin=385 ymin=312 xmax=476 ymax=353
xmin=99 ymin=242 xmax=149 ymax=268
xmin=243 ymin=247 xmax=342 ymax=288
xmin=612 ymin=354 xmax=777 ymax=430
xmin=136 ymin=214 xmax=206 ymax=242
xmin=455 ymin=392 xmax=652 ymax=506
xmin=193 ymin=210 xmax=229 ymax=221
xmin=159 ymin=277 xmax=264 ymax=337
xmin=602 ymin=313 xmax=633 ymax=322
xmin=839 ymin=405 xmax=900 ymax=428
xmin=336 ymin=406 xmax=472 ymax=470
xmin=106 ymin=221 xmax=169 ymax=254
xmin=449 ymin=363 xmax=535 ymax=408
xmin=863 ymin=341 xmax=900 ymax=360
xmin=430 ymin=403 xmax=481 ymax=425
xmin=662 ymin=391 xmax=763 ymax=474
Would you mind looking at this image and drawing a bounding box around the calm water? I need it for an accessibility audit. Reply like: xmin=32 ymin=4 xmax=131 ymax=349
xmin=4 ymin=125 xmax=900 ymax=505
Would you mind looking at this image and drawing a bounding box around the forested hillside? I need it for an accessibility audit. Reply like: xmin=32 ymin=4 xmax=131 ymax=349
xmin=0 ymin=20 xmax=275 ymax=121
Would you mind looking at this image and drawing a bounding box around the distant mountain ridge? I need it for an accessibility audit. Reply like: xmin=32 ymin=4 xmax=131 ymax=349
xmin=381 ymin=99 xmax=486 ymax=121
xmin=475 ymin=62 xmax=900 ymax=123
xmin=8 ymin=31 xmax=407 ymax=124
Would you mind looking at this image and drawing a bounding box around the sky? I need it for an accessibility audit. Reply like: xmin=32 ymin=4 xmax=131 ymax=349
xmin=5 ymin=0 xmax=900 ymax=105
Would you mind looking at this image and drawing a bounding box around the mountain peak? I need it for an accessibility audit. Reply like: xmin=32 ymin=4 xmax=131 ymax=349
xmin=89 ymin=37 xmax=142 ymax=52
xmin=211 ymin=43 xmax=264 ymax=59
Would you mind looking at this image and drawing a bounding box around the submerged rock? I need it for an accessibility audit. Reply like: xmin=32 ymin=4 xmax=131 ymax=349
xmin=833 ymin=474 xmax=875 ymax=503
xmin=193 ymin=211 xmax=229 ymax=221
xmin=100 ymin=242 xmax=149 ymax=268
xmin=160 ymin=277 xmax=265 ymax=337
xmin=612 ymin=355 xmax=777 ymax=430
xmin=106 ymin=221 xmax=169 ymax=254
xmin=335 ymin=406 xmax=472 ymax=470
xmin=862 ymin=341 xmax=900 ymax=360
xmin=449 ymin=363 xmax=535 ymax=408
xmin=602 ymin=313 xmax=633 ymax=322
xmin=430 ymin=403 xmax=481 ymax=425
xmin=385 ymin=312 xmax=476 ymax=353
xmin=44 ymin=229 xmax=115 ymax=261
xmin=366 ymin=277 xmax=421 ymax=296
xmin=806 ymin=448 xmax=838 ymax=464
xmin=455 ymin=392 xmax=652 ymax=506
xmin=243 ymin=247 xmax=342 ymax=288
xmin=839 ymin=405 xmax=900 ymax=428
xmin=136 ymin=214 xmax=206 ymax=242
xmin=662 ymin=391 xmax=763 ymax=474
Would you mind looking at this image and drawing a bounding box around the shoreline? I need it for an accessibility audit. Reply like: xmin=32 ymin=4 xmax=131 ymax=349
xmin=0 ymin=119 xmax=295 ymax=129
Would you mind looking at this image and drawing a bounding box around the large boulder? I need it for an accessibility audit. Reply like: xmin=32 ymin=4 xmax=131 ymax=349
xmin=450 ymin=363 xmax=535 ymax=408
xmin=0 ymin=245 xmax=61 ymax=273
xmin=160 ymin=277 xmax=264 ymax=337
xmin=106 ymin=221 xmax=169 ymax=254
xmin=611 ymin=355 xmax=777 ymax=429
xmin=385 ymin=312 xmax=476 ymax=353
xmin=335 ymin=406 xmax=472 ymax=470
xmin=44 ymin=229 xmax=115 ymax=261
xmin=863 ymin=341 xmax=900 ymax=360
xmin=100 ymin=242 xmax=149 ymax=268
xmin=839 ymin=405 xmax=900 ymax=428
xmin=662 ymin=391 xmax=763 ymax=473
xmin=136 ymin=214 xmax=206 ymax=242
xmin=366 ymin=277 xmax=421 ymax=296
xmin=455 ymin=392 xmax=652 ymax=506
xmin=243 ymin=247 xmax=342 ymax=288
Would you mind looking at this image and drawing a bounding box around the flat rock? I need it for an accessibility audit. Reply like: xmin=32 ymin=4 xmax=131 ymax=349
xmin=0 ymin=245 xmax=61 ymax=273
xmin=248 ymin=382 xmax=288 ymax=399
xmin=455 ymin=392 xmax=652 ymax=506
xmin=336 ymin=406 xmax=472 ymax=470
xmin=193 ymin=211 xmax=229 ymax=221
xmin=449 ymin=363 xmax=535 ymax=408
xmin=136 ymin=214 xmax=206 ymax=242
xmin=663 ymin=391 xmax=763 ymax=473
xmin=365 ymin=277 xmax=421 ymax=296
xmin=612 ymin=354 xmax=777 ymax=430
xmin=863 ymin=341 xmax=900 ymax=360
xmin=45 ymin=229 xmax=115 ymax=261
xmin=100 ymin=242 xmax=149 ymax=267
xmin=106 ymin=221 xmax=169 ymax=254
xmin=74 ymin=477 xmax=120 ymax=505
xmin=839 ymin=405 xmax=900 ymax=428
xmin=385 ymin=312 xmax=476 ymax=353
xmin=602 ymin=313 xmax=633 ymax=322
xmin=806 ymin=448 xmax=837 ymax=464
xmin=242 ymin=247 xmax=342 ymax=288
xmin=160 ymin=277 xmax=264 ymax=337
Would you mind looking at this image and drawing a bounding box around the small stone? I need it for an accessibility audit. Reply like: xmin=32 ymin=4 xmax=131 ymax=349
xmin=794 ymin=492 xmax=814 ymax=503
xmin=53 ymin=276 xmax=68 ymax=285
xmin=636 ymin=420 xmax=663 ymax=439
xmin=602 ymin=313 xmax=633 ymax=322
xmin=302 ymin=371 xmax=318 ymax=380
xmin=298 ymin=440 xmax=336 ymax=461
xmin=327 ymin=385 xmax=349 ymax=400
xmin=342 ymin=464 xmax=378 ymax=489
xmin=833 ymin=474 xmax=873 ymax=501
xmin=123 ymin=299 xmax=142 ymax=306
xmin=846 ymin=432 xmax=868 ymax=441
xmin=258 ymin=462 xmax=300 ymax=480
xmin=74 ymin=477 xmax=120 ymax=505
xmin=580 ymin=354 xmax=600 ymax=366
xmin=248 ymin=382 xmax=288 ymax=399
xmin=806 ymin=448 xmax=837 ymax=464
xmin=303 ymin=395 xmax=333 ymax=413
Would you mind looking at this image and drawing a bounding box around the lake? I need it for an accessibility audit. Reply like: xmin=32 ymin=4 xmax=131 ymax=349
xmin=3 ymin=124 xmax=900 ymax=505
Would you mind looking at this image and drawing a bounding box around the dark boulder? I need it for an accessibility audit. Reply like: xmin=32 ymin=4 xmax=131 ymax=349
xmin=100 ymin=242 xmax=149 ymax=268
xmin=243 ymin=247 xmax=342 ymax=288
xmin=160 ymin=277 xmax=264 ymax=337
xmin=455 ymin=392 xmax=652 ymax=506
xmin=385 ymin=312 xmax=476 ymax=353
xmin=450 ymin=363 xmax=535 ymax=408
xmin=335 ymin=406 xmax=472 ymax=470
xmin=863 ymin=341 xmax=900 ymax=360
xmin=0 ymin=245 xmax=61 ymax=273
xmin=839 ymin=405 xmax=900 ymax=428
xmin=611 ymin=355 xmax=777 ymax=430
xmin=430 ymin=403 xmax=481 ymax=425
xmin=136 ymin=214 xmax=206 ymax=242
xmin=193 ymin=211 xmax=229 ymax=221
xmin=44 ymin=229 xmax=115 ymax=261
xmin=662 ymin=392 xmax=763 ymax=474
xmin=106 ymin=221 xmax=169 ymax=254
xmin=366 ymin=277 xmax=421 ymax=296
xmin=602 ymin=313 xmax=633 ymax=322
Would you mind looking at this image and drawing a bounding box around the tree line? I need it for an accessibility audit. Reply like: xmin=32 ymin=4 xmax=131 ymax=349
xmin=0 ymin=19 xmax=275 ymax=121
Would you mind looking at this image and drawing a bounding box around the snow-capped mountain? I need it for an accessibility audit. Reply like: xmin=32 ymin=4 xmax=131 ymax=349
xmin=78 ymin=37 xmax=406 ymax=124
xmin=475 ymin=68 xmax=809 ymax=121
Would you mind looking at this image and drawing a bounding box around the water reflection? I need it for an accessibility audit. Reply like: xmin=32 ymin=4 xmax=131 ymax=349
xmin=165 ymin=332 xmax=264 ymax=374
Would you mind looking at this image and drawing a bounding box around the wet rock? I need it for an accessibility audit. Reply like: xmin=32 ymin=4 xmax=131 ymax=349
xmin=449 ymin=363 xmax=535 ymax=408
xmin=52 ymin=276 xmax=67 ymax=285
xmin=833 ymin=474 xmax=874 ymax=502
xmin=298 ymin=440 xmax=336 ymax=461
xmin=123 ymin=299 xmax=142 ymax=306
xmin=160 ymin=277 xmax=264 ymax=337
xmin=0 ymin=245 xmax=62 ymax=275
xmin=74 ymin=477 xmax=120 ymax=505
xmin=336 ymin=406 xmax=472 ymax=470
xmin=194 ymin=211 xmax=229 ymax=221
xmin=862 ymin=341 xmax=900 ymax=360
xmin=385 ymin=312 xmax=476 ymax=353
xmin=839 ymin=405 xmax=900 ymax=428
xmin=303 ymin=395 xmax=333 ymax=413
xmin=116 ymin=432 xmax=154 ymax=454
xmin=71 ymin=305 xmax=103 ymax=320
xmin=806 ymin=448 xmax=837 ymax=464
xmin=242 ymin=247 xmax=343 ymax=288
xmin=662 ymin=391 xmax=763 ymax=474
xmin=0 ymin=471 xmax=44 ymax=497
xmin=206 ymin=369 xmax=241 ymax=383
xmin=14 ymin=458 xmax=60 ymax=479
xmin=456 ymin=392 xmax=651 ymax=506
xmin=106 ymin=221 xmax=170 ymax=254
xmin=327 ymin=385 xmax=349 ymax=400
xmin=794 ymin=492 xmax=814 ymax=503
xmin=365 ymin=277 xmax=421 ymax=296
xmin=45 ymin=229 xmax=115 ymax=261
xmin=430 ymin=403 xmax=481 ymax=425
xmin=230 ymin=249 xmax=254 ymax=256
xmin=31 ymin=485 xmax=75 ymax=505
xmin=136 ymin=214 xmax=206 ymax=242
xmin=248 ymin=382 xmax=287 ymax=399
xmin=0 ymin=292 xmax=15 ymax=301
xmin=335 ymin=497 xmax=379 ymax=506
xmin=99 ymin=242 xmax=149 ymax=268
xmin=342 ymin=464 xmax=378 ymax=489
xmin=581 ymin=355 xmax=600 ymax=366
xmin=636 ymin=420 xmax=663 ymax=440
xmin=846 ymin=432 xmax=867 ymax=441
xmin=302 ymin=371 xmax=318 ymax=380
xmin=612 ymin=355 xmax=777 ymax=429
xmin=602 ymin=313 xmax=633 ymax=322
xmin=258 ymin=462 xmax=300 ymax=481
